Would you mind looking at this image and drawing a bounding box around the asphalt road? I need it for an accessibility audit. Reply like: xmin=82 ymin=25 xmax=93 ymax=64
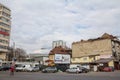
xmin=0 ymin=71 xmax=120 ymax=80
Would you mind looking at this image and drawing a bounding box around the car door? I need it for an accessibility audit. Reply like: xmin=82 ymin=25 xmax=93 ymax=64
xmin=70 ymin=68 xmax=76 ymax=73
xmin=50 ymin=67 xmax=54 ymax=72
xmin=69 ymin=68 xmax=76 ymax=72
xmin=47 ymin=67 xmax=51 ymax=72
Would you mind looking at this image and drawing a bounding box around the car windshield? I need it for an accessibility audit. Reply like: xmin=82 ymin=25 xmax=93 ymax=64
xmin=70 ymin=67 xmax=77 ymax=69
xmin=46 ymin=67 xmax=56 ymax=69
xmin=16 ymin=64 xmax=24 ymax=67
xmin=34 ymin=66 xmax=38 ymax=68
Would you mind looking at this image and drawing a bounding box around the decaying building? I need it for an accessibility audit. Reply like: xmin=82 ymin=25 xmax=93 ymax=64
xmin=72 ymin=33 xmax=120 ymax=70
xmin=48 ymin=46 xmax=71 ymax=71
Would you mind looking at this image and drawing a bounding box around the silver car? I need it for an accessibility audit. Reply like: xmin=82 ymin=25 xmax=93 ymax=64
xmin=26 ymin=66 xmax=39 ymax=72
xmin=66 ymin=67 xmax=82 ymax=73
xmin=42 ymin=67 xmax=58 ymax=73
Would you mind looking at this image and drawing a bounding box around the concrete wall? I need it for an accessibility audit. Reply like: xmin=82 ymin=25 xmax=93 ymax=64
xmin=72 ymin=39 xmax=112 ymax=58
xmin=0 ymin=53 xmax=6 ymax=60
xmin=49 ymin=54 xmax=54 ymax=61
xmin=71 ymin=55 xmax=100 ymax=64
xmin=108 ymin=60 xmax=114 ymax=67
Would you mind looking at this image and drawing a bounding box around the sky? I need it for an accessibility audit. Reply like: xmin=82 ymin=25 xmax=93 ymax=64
xmin=0 ymin=0 xmax=120 ymax=54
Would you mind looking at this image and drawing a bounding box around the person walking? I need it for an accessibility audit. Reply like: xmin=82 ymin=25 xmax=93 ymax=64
xmin=10 ymin=66 xmax=15 ymax=76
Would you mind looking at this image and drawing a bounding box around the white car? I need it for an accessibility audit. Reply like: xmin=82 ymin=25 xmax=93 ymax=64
xmin=15 ymin=64 xmax=25 ymax=72
xmin=16 ymin=64 xmax=32 ymax=72
xmin=26 ymin=66 xmax=39 ymax=72
xmin=66 ymin=67 xmax=82 ymax=73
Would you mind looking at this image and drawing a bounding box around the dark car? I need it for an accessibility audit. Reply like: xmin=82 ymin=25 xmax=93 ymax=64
xmin=0 ymin=66 xmax=10 ymax=71
xmin=42 ymin=67 xmax=58 ymax=73
xmin=80 ymin=67 xmax=89 ymax=73
xmin=0 ymin=66 xmax=3 ymax=71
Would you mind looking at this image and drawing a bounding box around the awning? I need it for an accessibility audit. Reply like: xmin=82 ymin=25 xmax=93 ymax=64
xmin=94 ymin=58 xmax=113 ymax=63
xmin=45 ymin=59 xmax=54 ymax=62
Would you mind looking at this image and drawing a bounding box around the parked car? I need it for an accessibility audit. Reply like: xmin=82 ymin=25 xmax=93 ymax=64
xmin=23 ymin=64 xmax=32 ymax=71
xmin=102 ymin=67 xmax=114 ymax=72
xmin=0 ymin=66 xmax=3 ymax=71
xmin=66 ymin=67 xmax=82 ymax=73
xmin=26 ymin=66 xmax=39 ymax=72
xmin=79 ymin=67 xmax=89 ymax=73
xmin=0 ymin=66 xmax=10 ymax=71
xmin=42 ymin=67 xmax=58 ymax=73
xmin=15 ymin=64 xmax=25 ymax=72
xmin=32 ymin=66 xmax=39 ymax=72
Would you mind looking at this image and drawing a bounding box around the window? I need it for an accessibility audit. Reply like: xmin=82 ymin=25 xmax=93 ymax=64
xmin=0 ymin=39 xmax=9 ymax=44
xmin=0 ymin=45 xmax=8 ymax=49
xmin=3 ymin=7 xmax=10 ymax=13
xmin=0 ymin=6 xmax=2 ymax=10
xmin=0 ymin=17 xmax=10 ymax=23
xmin=0 ymin=22 xmax=10 ymax=28
xmin=0 ymin=34 xmax=9 ymax=39
xmin=2 ymin=12 xmax=10 ymax=18
xmin=0 ymin=28 xmax=9 ymax=32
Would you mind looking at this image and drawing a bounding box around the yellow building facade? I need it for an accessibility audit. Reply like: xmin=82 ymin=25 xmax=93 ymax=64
xmin=49 ymin=54 xmax=54 ymax=61
xmin=71 ymin=55 xmax=100 ymax=64
xmin=72 ymin=39 xmax=112 ymax=58
xmin=71 ymin=33 xmax=120 ymax=70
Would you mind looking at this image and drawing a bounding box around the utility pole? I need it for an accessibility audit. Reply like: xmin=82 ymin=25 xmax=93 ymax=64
xmin=13 ymin=42 xmax=16 ymax=61
xmin=11 ymin=42 xmax=16 ymax=67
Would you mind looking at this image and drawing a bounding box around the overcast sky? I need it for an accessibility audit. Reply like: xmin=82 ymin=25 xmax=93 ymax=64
xmin=0 ymin=0 xmax=120 ymax=53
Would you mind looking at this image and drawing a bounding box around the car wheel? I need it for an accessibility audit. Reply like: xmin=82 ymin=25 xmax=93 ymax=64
xmin=53 ymin=71 xmax=56 ymax=73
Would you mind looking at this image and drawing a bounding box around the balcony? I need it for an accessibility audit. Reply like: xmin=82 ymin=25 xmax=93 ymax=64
xmin=0 ymin=30 xmax=9 ymax=36
xmin=0 ymin=48 xmax=8 ymax=53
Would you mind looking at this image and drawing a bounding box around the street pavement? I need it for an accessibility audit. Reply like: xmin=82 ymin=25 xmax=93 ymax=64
xmin=0 ymin=70 xmax=120 ymax=80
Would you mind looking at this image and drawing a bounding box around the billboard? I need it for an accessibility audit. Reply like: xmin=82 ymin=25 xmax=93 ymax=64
xmin=54 ymin=54 xmax=70 ymax=64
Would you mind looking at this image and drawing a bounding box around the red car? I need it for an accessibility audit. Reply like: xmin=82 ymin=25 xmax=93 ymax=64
xmin=102 ymin=67 xmax=113 ymax=72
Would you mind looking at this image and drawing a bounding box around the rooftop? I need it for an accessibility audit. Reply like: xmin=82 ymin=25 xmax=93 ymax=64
xmin=72 ymin=33 xmax=118 ymax=44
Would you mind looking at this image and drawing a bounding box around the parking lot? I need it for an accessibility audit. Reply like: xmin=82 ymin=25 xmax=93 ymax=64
xmin=0 ymin=70 xmax=120 ymax=80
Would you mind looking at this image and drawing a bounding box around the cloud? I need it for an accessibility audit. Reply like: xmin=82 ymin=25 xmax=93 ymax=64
xmin=0 ymin=0 xmax=120 ymax=53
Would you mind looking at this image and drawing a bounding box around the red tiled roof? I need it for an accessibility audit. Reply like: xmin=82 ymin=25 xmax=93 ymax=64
xmin=49 ymin=46 xmax=71 ymax=55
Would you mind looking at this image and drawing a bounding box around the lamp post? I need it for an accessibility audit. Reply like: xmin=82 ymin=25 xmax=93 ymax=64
xmin=13 ymin=42 xmax=15 ymax=59
xmin=12 ymin=42 xmax=16 ymax=62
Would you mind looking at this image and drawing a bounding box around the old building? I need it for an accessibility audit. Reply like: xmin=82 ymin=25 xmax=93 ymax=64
xmin=0 ymin=3 xmax=11 ymax=61
xmin=49 ymin=46 xmax=71 ymax=61
xmin=48 ymin=46 xmax=71 ymax=71
xmin=72 ymin=33 xmax=120 ymax=70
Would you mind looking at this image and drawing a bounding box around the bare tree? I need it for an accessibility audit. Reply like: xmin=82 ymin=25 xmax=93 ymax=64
xmin=7 ymin=47 xmax=27 ymax=61
xmin=15 ymin=48 xmax=27 ymax=61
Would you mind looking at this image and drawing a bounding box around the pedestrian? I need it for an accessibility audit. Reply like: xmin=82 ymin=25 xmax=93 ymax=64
xmin=76 ymin=66 xmax=80 ymax=74
xmin=10 ymin=66 xmax=15 ymax=76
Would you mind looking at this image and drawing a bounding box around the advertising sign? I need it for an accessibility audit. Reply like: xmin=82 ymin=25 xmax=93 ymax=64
xmin=54 ymin=54 xmax=70 ymax=64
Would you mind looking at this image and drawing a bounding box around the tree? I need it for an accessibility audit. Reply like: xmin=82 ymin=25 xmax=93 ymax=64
xmin=15 ymin=48 xmax=27 ymax=61
xmin=7 ymin=47 xmax=27 ymax=61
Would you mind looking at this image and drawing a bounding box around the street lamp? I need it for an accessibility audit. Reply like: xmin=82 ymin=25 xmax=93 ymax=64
xmin=13 ymin=42 xmax=15 ymax=59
